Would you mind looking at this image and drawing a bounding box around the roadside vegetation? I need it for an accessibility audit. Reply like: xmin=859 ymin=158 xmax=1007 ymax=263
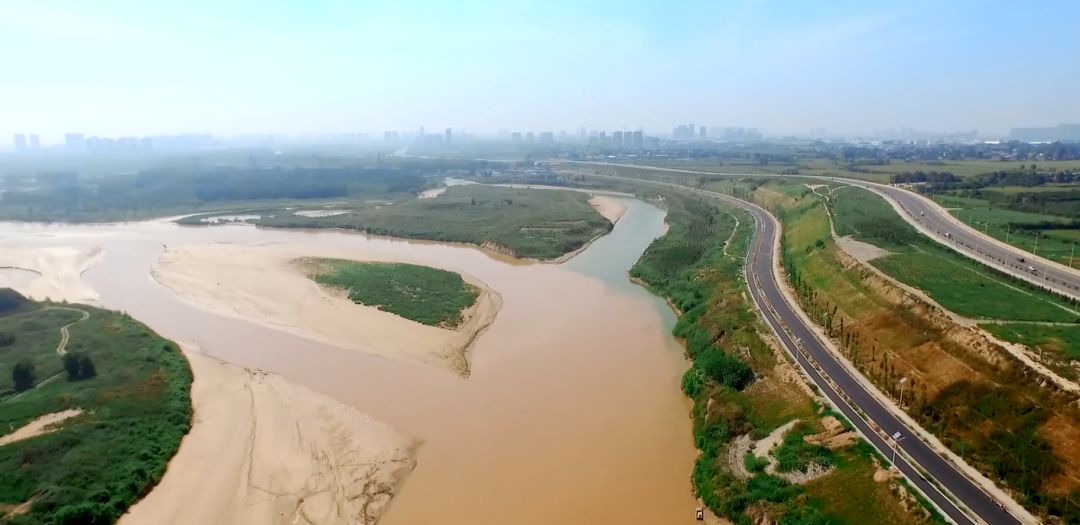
xmin=0 ymin=290 xmax=192 ymax=525
xmin=754 ymin=179 xmax=1080 ymax=521
xmin=190 ymin=185 xmax=613 ymax=260
xmin=300 ymin=259 xmax=479 ymax=328
xmin=555 ymin=169 xmax=941 ymax=525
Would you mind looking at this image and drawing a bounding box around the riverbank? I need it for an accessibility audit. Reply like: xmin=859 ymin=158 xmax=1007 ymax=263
xmin=120 ymin=345 xmax=415 ymax=525
xmin=152 ymin=243 xmax=502 ymax=375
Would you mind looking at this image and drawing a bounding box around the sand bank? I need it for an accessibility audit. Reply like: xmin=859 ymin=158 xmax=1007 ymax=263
xmin=0 ymin=246 xmax=102 ymax=303
xmin=589 ymin=195 xmax=627 ymax=224
xmin=120 ymin=346 xmax=415 ymax=525
xmin=152 ymin=243 xmax=501 ymax=375
xmin=0 ymin=409 xmax=83 ymax=447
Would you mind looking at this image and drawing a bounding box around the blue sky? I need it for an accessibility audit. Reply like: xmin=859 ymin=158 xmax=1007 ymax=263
xmin=1 ymin=0 xmax=1078 ymax=141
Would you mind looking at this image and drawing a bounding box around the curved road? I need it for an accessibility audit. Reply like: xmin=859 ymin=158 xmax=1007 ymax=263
xmin=849 ymin=181 xmax=1080 ymax=300
xmin=567 ymin=160 xmax=1080 ymax=301
xmin=577 ymin=171 xmax=1024 ymax=525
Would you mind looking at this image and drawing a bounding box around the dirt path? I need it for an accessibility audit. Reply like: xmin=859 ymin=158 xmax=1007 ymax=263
xmin=46 ymin=306 xmax=90 ymax=356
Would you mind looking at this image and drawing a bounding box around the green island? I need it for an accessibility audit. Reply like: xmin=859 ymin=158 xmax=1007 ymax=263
xmin=190 ymin=184 xmax=613 ymax=260
xmin=300 ymin=259 xmax=480 ymax=328
xmin=0 ymin=289 xmax=191 ymax=525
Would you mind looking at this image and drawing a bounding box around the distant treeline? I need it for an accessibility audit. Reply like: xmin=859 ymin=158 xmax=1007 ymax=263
xmin=0 ymin=167 xmax=428 ymax=222
xmin=982 ymin=189 xmax=1080 ymax=218
xmin=891 ymin=169 xmax=1079 ymax=188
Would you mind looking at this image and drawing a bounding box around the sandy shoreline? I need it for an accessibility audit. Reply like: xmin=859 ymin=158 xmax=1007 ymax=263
xmin=0 ymin=246 xmax=103 ymax=303
xmin=588 ymin=195 xmax=627 ymax=224
xmin=543 ymin=196 xmax=628 ymax=264
xmin=120 ymin=345 xmax=415 ymax=525
xmin=0 ymin=242 xmax=418 ymax=524
xmin=152 ymin=242 xmax=502 ymax=376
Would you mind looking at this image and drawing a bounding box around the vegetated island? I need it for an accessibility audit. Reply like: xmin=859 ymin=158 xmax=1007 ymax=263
xmin=301 ymin=258 xmax=479 ymax=328
xmin=152 ymin=243 xmax=501 ymax=375
xmin=183 ymin=184 xmax=616 ymax=261
xmin=0 ymin=288 xmax=192 ymax=525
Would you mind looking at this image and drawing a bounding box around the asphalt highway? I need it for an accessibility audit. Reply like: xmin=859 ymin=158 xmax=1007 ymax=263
xmin=854 ymin=181 xmax=1080 ymax=301
xmin=580 ymin=171 xmax=1024 ymax=525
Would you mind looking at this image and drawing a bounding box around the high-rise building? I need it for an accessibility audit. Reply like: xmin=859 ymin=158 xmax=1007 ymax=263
xmin=29 ymin=134 xmax=41 ymax=150
xmin=511 ymin=132 xmax=521 ymax=142
xmin=539 ymin=131 xmax=554 ymax=143
xmin=699 ymin=127 xmax=707 ymax=140
xmin=13 ymin=134 xmax=27 ymax=153
xmin=65 ymin=133 xmax=86 ymax=152
xmin=525 ymin=132 xmax=534 ymax=143
xmin=445 ymin=128 xmax=452 ymax=143
xmin=613 ymin=131 xmax=623 ymax=148
xmin=632 ymin=130 xmax=644 ymax=149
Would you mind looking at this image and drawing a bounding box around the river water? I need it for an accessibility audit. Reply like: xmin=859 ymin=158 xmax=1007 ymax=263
xmin=0 ymin=198 xmax=701 ymax=524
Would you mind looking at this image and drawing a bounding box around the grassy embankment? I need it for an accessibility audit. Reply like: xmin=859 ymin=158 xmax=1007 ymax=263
xmin=0 ymin=290 xmax=191 ymax=525
xmin=826 ymin=186 xmax=1080 ymax=374
xmin=300 ymin=259 xmax=479 ymax=328
xmin=189 ymin=185 xmax=613 ymax=260
xmin=753 ymin=179 xmax=1080 ymax=521
xmin=617 ymin=183 xmax=939 ymax=525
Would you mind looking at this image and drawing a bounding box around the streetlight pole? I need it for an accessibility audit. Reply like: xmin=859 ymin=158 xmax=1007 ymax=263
xmin=1005 ymin=224 xmax=1011 ymax=245
xmin=1033 ymin=231 xmax=1041 ymax=257
xmin=1071 ymin=244 xmax=1076 ymax=269
xmin=898 ymin=377 xmax=908 ymax=409
xmin=890 ymin=431 xmax=906 ymax=470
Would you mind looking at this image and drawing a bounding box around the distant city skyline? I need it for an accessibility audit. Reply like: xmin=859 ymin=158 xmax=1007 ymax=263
xmin=2 ymin=1 xmax=1079 ymax=141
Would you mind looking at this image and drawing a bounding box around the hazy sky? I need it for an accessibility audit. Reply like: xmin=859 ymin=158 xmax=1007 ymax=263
xmin=2 ymin=0 xmax=1079 ymax=141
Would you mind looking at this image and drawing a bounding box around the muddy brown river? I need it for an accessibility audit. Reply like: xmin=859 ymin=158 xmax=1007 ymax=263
xmin=0 ymin=198 xmax=702 ymax=524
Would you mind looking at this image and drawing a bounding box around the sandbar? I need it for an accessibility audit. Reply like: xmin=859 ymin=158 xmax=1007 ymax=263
xmin=152 ymin=243 xmax=502 ymax=375
xmin=120 ymin=346 xmax=415 ymax=525
xmin=0 ymin=246 xmax=102 ymax=303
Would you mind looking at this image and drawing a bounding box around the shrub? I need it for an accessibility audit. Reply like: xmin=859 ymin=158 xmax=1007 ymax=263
xmin=62 ymin=353 xmax=97 ymax=381
xmin=12 ymin=359 xmax=35 ymax=391
xmin=696 ymin=350 xmax=754 ymax=390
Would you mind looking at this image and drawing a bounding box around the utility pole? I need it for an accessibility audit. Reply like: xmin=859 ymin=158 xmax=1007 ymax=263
xmin=1005 ymin=224 xmax=1011 ymax=245
xmin=1071 ymin=244 xmax=1076 ymax=269
xmin=1033 ymin=231 xmax=1041 ymax=257
xmin=898 ymin=377 xmax=908 ymax=409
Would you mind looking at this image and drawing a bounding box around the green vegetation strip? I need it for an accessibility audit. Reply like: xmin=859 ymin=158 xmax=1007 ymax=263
xmin=255 ymin=185 xmax=613 ymax=260
xmin=304 ymin=259 xmax=479 ymax=328
xmin=0 ymin=291 xmax=191 ymax=525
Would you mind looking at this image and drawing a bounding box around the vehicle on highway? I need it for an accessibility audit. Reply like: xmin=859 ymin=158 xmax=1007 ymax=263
xmin=944 ymin=232 xmax=952 ymax=238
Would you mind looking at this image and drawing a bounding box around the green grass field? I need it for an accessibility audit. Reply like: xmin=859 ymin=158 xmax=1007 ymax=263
xmin=830 ymin=187 xmax=1079 ymax=323
xmin=0 ymin=292 xmax=191 ymax=524
xmin=302 ymin=259 xmax=479 ymax=328
xmin=191 ymin=185 xmax=613 ymax=260
xmin=980 ymin=323 xmax=1080 ymax=360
